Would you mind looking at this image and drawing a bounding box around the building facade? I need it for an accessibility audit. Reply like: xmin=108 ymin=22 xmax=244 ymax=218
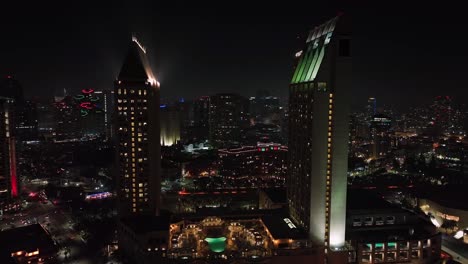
xmin=287 ymin=15 xmax=351 ymax=252
xmin=218 ymin=142 xmax=287 ymax=179
xmin=160 ymin=104 xmax=181 ymax=146
xmin=209 ymin=93 xmax=248 ymax=147
xmin=114 ymin=38 xmax=161 ymax=217
xmin=0 ymin=97 xmax=18 ymax=210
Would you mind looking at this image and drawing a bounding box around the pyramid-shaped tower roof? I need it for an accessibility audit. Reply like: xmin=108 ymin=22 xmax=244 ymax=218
xmin=118 ymin=37 xmax=157 ymax=84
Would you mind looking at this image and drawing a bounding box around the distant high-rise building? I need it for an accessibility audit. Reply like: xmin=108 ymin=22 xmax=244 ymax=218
xmin=54 ymin=95 xmax=79 ymax=140
xmin=218 ymin=142 xmax=287 ymax=178
xmin=0 ymin=76 xmax=38 ymax=142
xmin=366 ymin=97 xmax=376 ymax=120
xmin=15 ymin=100 xmax=38 ymax=141
xmin=249 ymin=92 xmax=281 ymax=125
xmin=160 ymin=104 xmax=181 ymax=146
xmin=191 ymin=96 xmax=210 ymax=142
xmin=37 ymin=100 xmax=56 ymax=138
xmin=287 ymin=14 xmax=351 ymax=255
xmin=114 ymin=38 xmax=161 ymax=217
xmin=75 ymin=89 xmax=106 ymax=137
xmin=209 ymin=93 xmax=248 ymax=147
xmin=102 ymin=90 xmax=115 ymax=140
xmin=431 ymin=95 xmax=453 ymax=134
xmin=0 ymin=97 xmax=18 ymax=208
xmin=0 ymin=76 xmax=24 ymax=103
xmin=370 ymin=114 xmax=392 ymax=158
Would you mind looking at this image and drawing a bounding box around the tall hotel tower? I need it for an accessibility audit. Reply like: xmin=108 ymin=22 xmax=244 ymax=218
xmin=115 ymin=37 xmax=161 ymax=216
xmin=287 ymin=14 xmax=351 ymax=250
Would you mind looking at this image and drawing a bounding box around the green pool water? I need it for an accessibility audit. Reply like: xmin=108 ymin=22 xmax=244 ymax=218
xmin=204 ymin=237 xmax=227 ymax=253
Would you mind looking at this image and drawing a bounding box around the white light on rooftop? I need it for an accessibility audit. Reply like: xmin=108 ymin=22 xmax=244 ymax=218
xmin=132 ymin=36 xmax=147 ymax=54
xmin=283 ymin=218 xmax=297 ymax=229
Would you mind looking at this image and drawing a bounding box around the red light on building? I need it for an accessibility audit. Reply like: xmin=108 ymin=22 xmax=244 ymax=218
xmin=9 ymin=138 xmax=18 ymax=197
xmin=82 ymin=88 xmax=94 ymax=94
xmin=80 ymin=102 xmax=93 ymax=110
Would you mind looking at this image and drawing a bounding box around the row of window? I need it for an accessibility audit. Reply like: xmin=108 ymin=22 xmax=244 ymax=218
xmin=362 ymin=248 xmax=432 ymax=263
xmin=353 ymin=216 xmax=396 ymax=227
xmin=117 ymin=88 xmax=148 ymax=96
xmin=363 ymin=240 xmax=432 ymax=252
xmin=117 ymin=99 xmax=147 ymax=103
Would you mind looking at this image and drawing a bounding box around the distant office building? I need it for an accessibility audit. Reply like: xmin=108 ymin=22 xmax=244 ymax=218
xmin=430 ymin=96 xmax=453 ymax=134
xmin=74 ymin=88 xmax=106 ymax=137
xmin=37 ymin=101 xmax=56 ymax=138
xmin=249 ymin=91 xmax=281 ymax=125
xmin=102 ymin=90 xmax=115 ymax=140
xmin=54 ymin=95 xmax=79 ymax=140
xmin=209 ymin=93 xmax=248 ymax=147
xmin=218 ymin=142 xmax=287 ymax=178
xmin=188 ymin=96 xmax=210 ymax=142
xmin=244 ymin=123 xmax=283 ymax=144
xmin=15 ymin=100 xmax=38 ymax=141
xmin=0 ymin=76 xmax=38 ymax=142
xmin=287 ymin=14 xmax=351 ymax=258
xmin=160 ymin=104 xmax=181 ymax=146
xmin=366 ymin=97 xmax=377 ymax=121
xmin=370 ymin=114 xmax=392 ymax=158
xmin=0 ymin=75 xmax=24 ymax=103
xmin=0 ymin=98 xmax=18 ymax=209
xmin=114 ymin=38 xmax=161 ymax=216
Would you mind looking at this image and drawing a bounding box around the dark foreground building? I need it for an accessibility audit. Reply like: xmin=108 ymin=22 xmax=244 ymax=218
xmin=0 ymin=224 xmax=57 ymax=264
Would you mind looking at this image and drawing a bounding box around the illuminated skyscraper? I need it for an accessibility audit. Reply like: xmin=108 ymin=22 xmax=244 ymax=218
xmin=160 ymin=104 xmax=181 ymax=146
xmin=115 ymin=38 xmax=161 ymax=216
xmin=0 ymin=97 xmax=18 ymax=207
xmin=287 ymin=14 xmax=351 ymax=252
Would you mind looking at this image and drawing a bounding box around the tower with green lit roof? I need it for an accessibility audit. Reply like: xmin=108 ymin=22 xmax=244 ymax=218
xmin=287 ymin=14 xmax=351 ymax=252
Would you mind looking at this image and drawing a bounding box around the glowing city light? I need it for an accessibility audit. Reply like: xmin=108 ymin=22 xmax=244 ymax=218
xmin=454 ymin=230 xmax=464 ymax=239
xmin=82 ymin=88 xmax=94 ymax=94
xmin=132 ymin=36 xmax=147 ymax=54
xmin=283 ymin=218 xmax=297 ymax=229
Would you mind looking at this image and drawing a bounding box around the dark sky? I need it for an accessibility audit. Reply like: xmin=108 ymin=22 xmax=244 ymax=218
xmin=1 ymin=2 xmax=467 ymax=110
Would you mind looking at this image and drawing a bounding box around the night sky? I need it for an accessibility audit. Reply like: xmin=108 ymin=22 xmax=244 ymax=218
xmin=2 ymin=2 xmax=467 ymax=110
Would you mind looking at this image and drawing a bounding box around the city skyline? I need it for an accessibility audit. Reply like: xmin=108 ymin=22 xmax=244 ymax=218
xmin=1 ymin=5 xmax=468 ymax=264
xmin=2 ymin=3 xmax=468 ymax=109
